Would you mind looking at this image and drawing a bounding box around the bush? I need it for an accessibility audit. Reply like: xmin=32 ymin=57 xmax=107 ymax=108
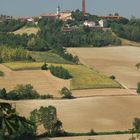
xmin=41 ymin=62 xmax=49 ymax=70
xmin=49 ymin=65 xmax=72 ymax=79
xmin=137 ymin=82 xmax=140 ymax=94
xmin=110 ymin=75 xmax=116 ymax=80
xmin=60 ymin=87 xmax=73 ymax=99
xmin=0 ymin=88 xmax=7 ymax=99
xmin=40 ymin=94 xmax=53 ymax=99
xmin=0 ymin=57 xmax=3 ymax=63
xmin=7 ymin=84 xmax=39 ymax=100
xmin=0 ymin=71 xmax=4 ymax=76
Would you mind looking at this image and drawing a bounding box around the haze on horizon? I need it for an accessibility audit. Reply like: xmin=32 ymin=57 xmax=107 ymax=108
xmin=0 ymin=0 xmax=140 ymax=18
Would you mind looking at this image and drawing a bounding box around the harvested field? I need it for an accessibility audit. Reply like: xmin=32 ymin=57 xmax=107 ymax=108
xmin=0 ymin=64 xmax=69 ymax=96
xmin=4 ymin=62 xmax=120 ymax=91
xmin=50 ymin=134 xmax=132 ymax=140
xmin=1 ymin=96 xmax=140 ymax=133
xmin=68 ymin=46 xmax=140 ymax=89
xmin=14 ymin=26 xmax=39 ymax=35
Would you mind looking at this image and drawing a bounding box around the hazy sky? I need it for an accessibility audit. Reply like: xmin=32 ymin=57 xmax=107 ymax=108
xmin=0 ymin=0 xmax=140 ymax=18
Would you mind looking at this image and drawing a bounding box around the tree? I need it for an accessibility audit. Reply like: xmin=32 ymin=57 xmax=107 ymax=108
xmin=60 ymin=87 xmax=73 ymax=99
xmin=30 ymin=106 xmax=63 ymax=136
xmin=0 ymin=102 xmax=35 ymax=139
xmin=41 ymin=62 xmax=49 ymax=70
xmin=114 ymin=13 xmax=119 ymax=16
xmin=137 ymin=83 xmax=140 ymax=94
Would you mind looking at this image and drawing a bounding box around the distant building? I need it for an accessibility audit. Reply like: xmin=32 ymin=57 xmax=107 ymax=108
xmin=84 ymin=21 xmax=96 ymax=28
xmin=0 ymin=14 xmax=13 ymax=21
xmin=99 ymin=20 xmax=108 ymax=27
xmin=59 ymin=10 xmax=72 ymax=21
xmin=40 ymin=13 xmax=58 ymax=20
xmin=57 ymin=6 xmax=61 ymax=15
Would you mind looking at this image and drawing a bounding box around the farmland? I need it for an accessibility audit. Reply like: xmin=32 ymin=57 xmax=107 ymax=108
xmin=1 ymin=96 xmax=140 ymax=133
xmin=3 ymin=62 xmax=120 ymax=93
xmin=68 ymin=46 xmax=140 ymax=89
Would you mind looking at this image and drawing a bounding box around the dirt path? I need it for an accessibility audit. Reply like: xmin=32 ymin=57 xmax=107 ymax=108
xmin=50 ymin=134 xmax=132 ymax=140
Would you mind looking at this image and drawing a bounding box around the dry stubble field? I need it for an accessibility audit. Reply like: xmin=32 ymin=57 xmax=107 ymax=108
xmin=0 ymin=64 xmax=69 ymax=97
xmin=1 ymin=96 xmax=140 ymax=133
xmin=68 ymin=46 xmax=140 ymax=89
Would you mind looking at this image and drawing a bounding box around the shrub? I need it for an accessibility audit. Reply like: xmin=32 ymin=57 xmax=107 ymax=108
xmin=40 ymin=94 xmax=53 ymax=99
xmin=110 ymin=75 xmax=116 ymax=80
xmin=0 ymin=71 xmax=4 ymax=76
xmin=60 ymin=87 xmax=73 ymax=99
xmin=137 ymin=82 xmax=140 ymax=94
xmin=41 ymin=62 xmax=49 ymax=70
xmin=7 ymin=84 xmax=39 ymax=100
xmin=0 ymin=57 xmax=3 ymax=63
xmin=49 ymin=65 xmax=72 ymax=79
xmin=0 ymin=88 xmax=7 ymax=99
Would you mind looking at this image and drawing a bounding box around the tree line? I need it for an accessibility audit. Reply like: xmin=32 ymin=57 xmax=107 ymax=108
xmin=111 ymin=17 xmax=140 ymax=42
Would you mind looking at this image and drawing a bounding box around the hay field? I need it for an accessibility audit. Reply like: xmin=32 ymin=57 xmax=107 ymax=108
xmin=4 ymin=62 xmax=120 ymax=90
xmin=0 ymin=64 xmax=69 ymax=96
xmin=1 ymin=96 xmax=140 ymax=133
xmin=14 ymin=26 xmax=39 ymax=35
xmin=68 ymin=46 xmax=140 ymax=89
xmin=50 ymin=134 xmax=131 ymax=140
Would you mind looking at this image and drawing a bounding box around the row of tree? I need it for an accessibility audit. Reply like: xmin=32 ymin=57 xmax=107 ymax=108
xmin=0 ymin=19 xmax=26 ymax=32
xmin=0 ymin=84 xmax=53 ymax=100
xmin=0 ymin=46 xmax=30 ymax=62
xmin=111 ymin=17 xmax=140 ymax=42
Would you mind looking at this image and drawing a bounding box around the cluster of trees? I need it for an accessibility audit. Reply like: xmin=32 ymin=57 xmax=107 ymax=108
xmin=30 ymin=106 xmax=63 ymax=137
xmin=0 ymin=19 xmax=26 ymax=32
xmin=0 ymin=84 xmax=53 ymax=100
xmin=0 ymin=102 xmax=36 ymax=140
xmin=49 ymin=65 xmax=72 ymax=79
xmin=111 ymin=17 xmax=140 ymax=42
xmin=0 ymin=33 xmax=30 ymax=48
xmin=0 ymin=102 xmax=62 ymax=139
xmin=60 ymin=30 xmax=121 ymax=47
xmin=0 ymin=46 xmax=31 ymax=62
xmin=60 ymin=87 xmax=73 ymax=99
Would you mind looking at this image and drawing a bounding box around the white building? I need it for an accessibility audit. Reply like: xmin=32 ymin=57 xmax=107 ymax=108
xmin=84 ymin=21 xmax=96 ymax=28
xmin=99 ymin=20 xmax=108 ymax=27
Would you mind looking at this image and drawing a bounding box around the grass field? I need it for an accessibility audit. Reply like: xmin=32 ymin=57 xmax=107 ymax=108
xmin=29 ymin=51 xmax=72 ymax=64
xmin=14 ymin=26 xmax=39 ymax=35
xmin=4 ymin=62 xmax=121 ymax=90
xmin=63 ymin=65 xmax=121 ymax=90
xmin=68 ymin=46 xmax=140 ymax=89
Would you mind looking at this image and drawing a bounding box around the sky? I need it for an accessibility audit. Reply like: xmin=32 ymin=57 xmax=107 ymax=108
xmin=0 ymin=0 xmax=140 ymax=18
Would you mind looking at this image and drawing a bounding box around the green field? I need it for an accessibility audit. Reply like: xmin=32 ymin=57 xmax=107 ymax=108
xmin=63 ymin=65 xmax=121 ymax=90
xmin=0 ymin=71 xmax=4 ymax=76
xmin=29 ymin=51 xmax=72 ymax=64
xmin=4 ymin=62 xmax=121 ymax=90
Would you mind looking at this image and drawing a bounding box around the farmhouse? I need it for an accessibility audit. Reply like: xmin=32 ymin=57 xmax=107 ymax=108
xmin=99 ymin=19 xmax=108 ymax=27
